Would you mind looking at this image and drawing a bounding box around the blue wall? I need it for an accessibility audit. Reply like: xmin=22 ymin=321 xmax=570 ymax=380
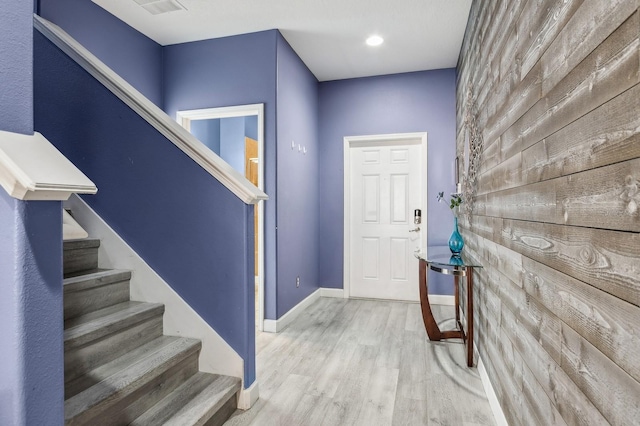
xmin=190 ymin=118 xmax=221 ymax=155
xmin=191 ymin=116 xmax=259 ymax=175
xmin=0 ymin=2 xmax=65 ymax=425
xmin=220 ymin=117 xmax=246 ymax=174
xmin=0 ymin=195 xmax=64 ymax=426
xmin=275 ymin=34 xmax=320 ymax=317
xmin=318 ymin=69 xmax=457 ymax=295
xmin=34 ymin=31 xmax=256 ymax=386
xmin=1 ymin=0 xmax=33 ymax=134
xmin=245 ymin=115 xmax=258 ymax=141
xmin=39 ymin=0 xmax=163 ymax=106
xmin=162 ymin=30 xmax=280 ymax=319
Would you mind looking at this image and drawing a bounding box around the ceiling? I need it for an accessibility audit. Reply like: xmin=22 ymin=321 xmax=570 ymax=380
xmin=92 ymin=0 xmax=473 ymax=82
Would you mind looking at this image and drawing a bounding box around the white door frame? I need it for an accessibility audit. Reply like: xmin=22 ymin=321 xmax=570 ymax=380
xmin=343 ymin=132 xmax=428 ymax=299
xmin=177 ymin=104 xmax=265 ymax=332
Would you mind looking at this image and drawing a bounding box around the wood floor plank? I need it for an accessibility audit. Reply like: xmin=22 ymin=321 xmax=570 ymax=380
xmin=226 ymin=298 xmax=495 ymax=426
xmin=248 ymin=374 xmax=311 ymax=426
xmin=396 ymin=329 xmax=431 ymax=401
xmin=291 ymin=394 xmax=333 ymax=425
xmin=376 ymin=302 xmax=409 ymax=369
xmin=358 ymin=301 xmax=391 ymax=346
xmin=305 ymin=335 xmax=358 ymax=398
xmin=320 ymin=344 xmax=379 ymax=426
xmin=391 ymin=396 xmax=429 ymax=426
xmin=404 ymin=302 xmax=425 ymax=333
xmin=354 ymin=366 xmax=399 ymax=426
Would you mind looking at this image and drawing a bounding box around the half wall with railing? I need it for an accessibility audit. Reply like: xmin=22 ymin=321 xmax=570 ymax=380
xmin=33 ymin=15 xmax=267 ymax=391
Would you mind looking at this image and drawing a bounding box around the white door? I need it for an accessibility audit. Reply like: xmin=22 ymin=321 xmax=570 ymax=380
xmin=348 ymin=140 xmax=423 ymax=301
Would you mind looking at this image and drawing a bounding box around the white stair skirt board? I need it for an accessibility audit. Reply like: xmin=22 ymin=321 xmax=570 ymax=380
xmin=263 ymin=289 xmax=321 ymax=333
xmin=65 ymin=195 xmax=258 ymax=406
xmin=237 ymin=380 xmax=259 ymax=410
xmin=63 ymin=209 xmax=88 ymax=240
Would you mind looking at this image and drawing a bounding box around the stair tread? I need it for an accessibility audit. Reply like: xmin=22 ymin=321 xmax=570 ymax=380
xmin=66 ymin=336 xmax=180 ymax=398
xmin=63 ymin=269 xmax=131 ymax=291
xmin=131 ymin=372 xmax=241 ymax=426
xmin=64 ymin=337 xmax=201 ymax=425
xmin=64 ymin=301 xmax=164 ymax=350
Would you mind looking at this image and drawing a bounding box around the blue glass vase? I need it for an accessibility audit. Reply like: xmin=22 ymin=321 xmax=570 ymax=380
xmin=448 ymin=216 xmax=464 ymax=255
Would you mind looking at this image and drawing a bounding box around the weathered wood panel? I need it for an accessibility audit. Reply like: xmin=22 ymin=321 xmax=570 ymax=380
xmin=522 ymin=82 xmax=640 ymax=184
xmin=485 ymin=181 xmax=556 ymax=222
xmin=502 ymin=219 xmax=640 ymax=307
xmin=476 ymin=152 xmax=522 ymax=196
xmin=483 ymin=61 xmax=541 ymax=152
xmin=517 ymin=0 xmax=584 ymax=81
xmin=457 ymin=1 xmax=640 ymax=424
xmin=503 ymin=10 xmax=640 ymax=160
xmin=523 ymin=257 xmax=640 ymax=383
xmin=540 ymin=0 xmax=640 ymax=94
xmin=560 ymin=325 xmax=640 ymax=425
xmin=500 ymin=305 xmax=609 ymax=425
xmin=557 ymin=157 xmax=640 ymax=232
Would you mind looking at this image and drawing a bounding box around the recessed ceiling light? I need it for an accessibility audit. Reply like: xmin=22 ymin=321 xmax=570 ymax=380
xmin=366 ymin=35 xmax=384 ymax=47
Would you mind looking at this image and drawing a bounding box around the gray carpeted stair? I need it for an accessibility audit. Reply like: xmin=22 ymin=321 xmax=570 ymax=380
xmin=63 ymin=238 xmax=241 ymax=426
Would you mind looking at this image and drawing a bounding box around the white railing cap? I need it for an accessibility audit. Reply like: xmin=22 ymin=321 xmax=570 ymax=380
xmin=0 ymin=130 xmax=97 ymax=201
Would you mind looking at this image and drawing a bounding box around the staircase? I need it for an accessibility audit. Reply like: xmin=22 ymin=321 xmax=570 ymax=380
xmin=63 ymin=238 xmax=241 ymax=425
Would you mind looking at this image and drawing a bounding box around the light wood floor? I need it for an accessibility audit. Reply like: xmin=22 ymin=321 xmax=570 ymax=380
xmin=225 ymin=298 xmax=495 ymax=426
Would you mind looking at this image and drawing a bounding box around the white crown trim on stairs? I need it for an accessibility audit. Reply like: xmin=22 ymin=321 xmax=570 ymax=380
xmin=34 ymin=15 xmax=267 ymax=206
xmin=65 ymin=194 xmax=258 ymax=408
xmin=0 ymin=129 xmax=96 ymax=201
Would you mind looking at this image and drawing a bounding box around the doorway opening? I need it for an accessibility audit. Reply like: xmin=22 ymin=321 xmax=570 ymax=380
xmin=177 ymin=104 xmax=265 ymax=332
xmin=343 ymin=132 xmax=428 ymax=301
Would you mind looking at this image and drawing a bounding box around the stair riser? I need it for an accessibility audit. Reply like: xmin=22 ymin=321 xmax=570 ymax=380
xmin=64 ymin=281 xmax=129 ymax=320
xmin=62 ymin=234 xmax=238 ymax=426
xmin=103 ymin=356 xmax=199 ymax=425
xmin=69 ymin=352 xmax=200 ymax=426
xmin=203 ymin=395 xmax=237 ymax=426
xmin=65 ymin=317 xmax=163 ymax=388
xmin=64 ymin=246 xmax=99 ymax=275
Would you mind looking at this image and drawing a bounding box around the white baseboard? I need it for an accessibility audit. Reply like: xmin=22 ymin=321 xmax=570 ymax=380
xmin=237 ymin=380 xmax=259 ymax=410
xmin=320 ymin=287 xmax=344 ymax=298
xmin=320 ymin=287 xmax=453 ymax=305
xmin=263 ymin=288 xmax=321 ymax=333
xmin=456 ymin=306 xmax=506 ymax=425
xmin=478 ymin=352 xmax=508 ymax=426
xmin=263 ymin=288 xmax=454 ymax=333
xmin=428 ymin=294 xmax=455 ymax=306
xmin=65 ymin=195 xmax=244 ymax=381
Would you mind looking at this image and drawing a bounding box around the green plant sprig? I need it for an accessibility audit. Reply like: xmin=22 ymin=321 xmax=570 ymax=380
xmin=437 ymin=191 xmax=463 ymax=211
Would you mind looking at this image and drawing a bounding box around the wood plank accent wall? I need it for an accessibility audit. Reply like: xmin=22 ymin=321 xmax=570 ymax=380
xmin=456 ymin=1 xmax=640 ymax=424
